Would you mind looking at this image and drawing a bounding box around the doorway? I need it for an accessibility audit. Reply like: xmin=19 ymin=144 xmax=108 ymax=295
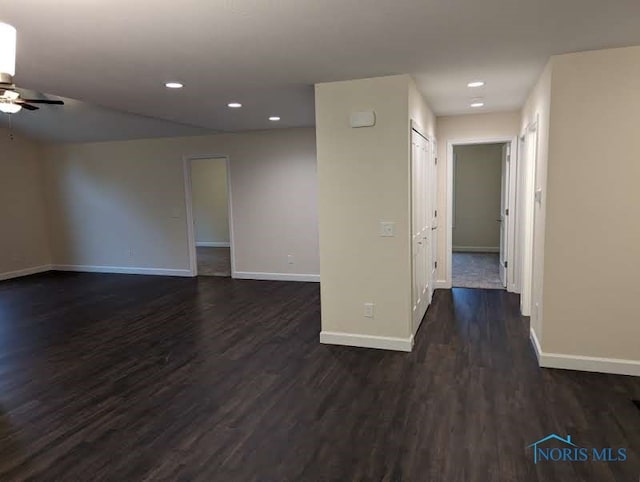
xmin=184 ymin=156 xmax=233 ymax=277
xmin=446 ymin=137 xmax=518 ymax=292
xmin=451 ymin=143 xmax=506 ymax=289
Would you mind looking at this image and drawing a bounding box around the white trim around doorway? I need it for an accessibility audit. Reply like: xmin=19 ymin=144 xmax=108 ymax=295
xmin=183 ymin=155 xmax=236 ymax=278
xmin=445 ymin=136 xmax=519 ymax=291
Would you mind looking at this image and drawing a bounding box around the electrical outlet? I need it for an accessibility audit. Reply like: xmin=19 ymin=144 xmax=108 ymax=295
xmin=287 ymin=254 xmax=294 ymax=264
xmin=380 ymin=222 xmax=395 ymax=237
xmin=364 ymin=303 xmax=375 ymax=318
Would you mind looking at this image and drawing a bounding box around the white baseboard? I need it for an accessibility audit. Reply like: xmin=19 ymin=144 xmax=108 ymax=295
xmin=51 ymin=264 xmax=194 ymax=277
xmin=453 ymin=246 xmax=500 ymax=253
xmin=529 ymin=327 xmax=542 ymax=363
xmin=233 ymin=271 xmax=319 ymax=282
xmin=0 ymin=264 xmax=52 ymax=282
xmin=196 ymin=241 xmax=230 ymax=248
xmin=530 ymin=327 xmax=640 ymax=377
xmin=320 ymin=331 xmax=414 ymax=352
xmin=434 ymin=279 xmax=452 ymax=290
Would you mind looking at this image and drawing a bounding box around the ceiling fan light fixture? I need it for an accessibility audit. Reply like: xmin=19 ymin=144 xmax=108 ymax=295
xmin=0 ymin=102 xmax=22 ymax=114
xmin=1 ymin=89 xmax=19 ymax=100
xmin=0 ymin=22 xmax=17 ymax=78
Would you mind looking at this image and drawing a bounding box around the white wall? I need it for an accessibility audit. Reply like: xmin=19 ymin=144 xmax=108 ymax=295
xmin=0 ymin=129 xmax=51 ymax=280
xmin=452 ymin=144 xmax=503 ymax=250
xmin=537 ymin=47 xmax=640 ymax=368
xmin=191 ymin=158 xmax=229 ymax=245
xmin=43 ymin=128 xmax=319 ymax=278
xmin=316 ymin=74 xmax=435 ymax=350
xmin=435 ymin=111 xmax=520 ymax=283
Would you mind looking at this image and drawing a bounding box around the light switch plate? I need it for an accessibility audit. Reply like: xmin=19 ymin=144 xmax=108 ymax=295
xmin=380 ymin=222 xmax=395 ymax=237
xmin=364 ymin=303 xmax=375 ymax=318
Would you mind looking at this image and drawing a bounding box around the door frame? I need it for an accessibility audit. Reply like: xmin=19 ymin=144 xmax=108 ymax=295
xmin=183 ymin=155 xmax=236 ymax=277
xmin=445 ymin=136 xmax=518 ymax=291
xmin=518 ymin=120 xmax=539 ymax=315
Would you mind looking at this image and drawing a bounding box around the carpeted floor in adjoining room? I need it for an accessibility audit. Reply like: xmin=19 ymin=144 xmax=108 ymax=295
xmin=452 ymin=251 xmax=504 ymax=289
xmin=196 ymin=247 xmax=231 ymax=277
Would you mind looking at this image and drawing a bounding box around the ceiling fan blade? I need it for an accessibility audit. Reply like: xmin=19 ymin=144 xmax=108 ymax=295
xmin=19 ymin=99 xmax=64 ymax=105
xmin=19 ymin=103 xmax=39 ymax=111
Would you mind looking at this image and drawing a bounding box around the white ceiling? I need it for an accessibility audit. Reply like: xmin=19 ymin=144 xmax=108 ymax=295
xmin=2 ymin=0 xmax=640 ymax=141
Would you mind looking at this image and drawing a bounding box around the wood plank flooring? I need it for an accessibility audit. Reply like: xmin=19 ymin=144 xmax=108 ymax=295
xmin=196 ymin=247 xmax=231 ymax=277
xmin=0 ymin=272 xmax=638 ymax=481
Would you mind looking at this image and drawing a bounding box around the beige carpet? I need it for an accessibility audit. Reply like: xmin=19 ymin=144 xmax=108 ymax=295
xmin=452 ymin=252 xmax=504 ymax=289
xmin=197 ymin=247 xmax=231 ymax=277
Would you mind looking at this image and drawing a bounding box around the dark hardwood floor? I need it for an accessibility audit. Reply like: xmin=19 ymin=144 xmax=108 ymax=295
xmin=0 ymin=272 xmax=638 ymax=481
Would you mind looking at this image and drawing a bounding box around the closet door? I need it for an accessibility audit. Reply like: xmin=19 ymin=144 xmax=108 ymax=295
xmin=412 ymin=129 xmax=430 ymax=332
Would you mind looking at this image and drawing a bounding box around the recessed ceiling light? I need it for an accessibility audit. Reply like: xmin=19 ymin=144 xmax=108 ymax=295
xmin=228 ymin=102 xmax=242 ymax=108
xmin=470 ymin=101 xmax=485 ymax=108
xmin=269 ymin=116 xmax=280 ymax=121
xmin=468 ymin=81 xmax=485 ymax=88
xmin=165 ymin=82 xmax=183 ymax=89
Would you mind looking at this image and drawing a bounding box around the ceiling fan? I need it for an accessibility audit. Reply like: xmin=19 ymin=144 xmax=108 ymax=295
xmin=0 ymin=21 xmax=65 ymax=114
xmin=0 ymin=87 xmax=64 ymax=114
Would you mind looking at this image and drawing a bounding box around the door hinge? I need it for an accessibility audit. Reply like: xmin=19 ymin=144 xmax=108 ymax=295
xmin=434 ymin=210 xmax=438 ymax=217
xmin=505 ymin=208 xmax=509 ymax=216
xmin=504 ymin=261 xmax=508 ymax=268
xmin=434 ymin=261 xmax=438 ymax=269
xmin=435 ymin=157 xmax=438 ymax=165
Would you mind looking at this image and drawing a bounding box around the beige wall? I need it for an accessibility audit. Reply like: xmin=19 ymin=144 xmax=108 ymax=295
xmin=409 ymin=77 xmax=436 ymax=139
xmin=191 ymin=158 xmax=229 ymax=244
xmin=316 ymin=74 xmax=435 ymax=344
xmin=43 ymin=128 xmax=319 ymax=277
xmin=452 ymin=144 xmax=503 ymax=250
xmin=0 ymin=129 xmax=51 ymax=279
xmin=540 ymin=47 xmax=640 ymax=362
xmin=435 ymin=111 xmax=520 ymax=282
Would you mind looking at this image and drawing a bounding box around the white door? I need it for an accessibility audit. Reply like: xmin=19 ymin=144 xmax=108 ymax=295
xmin=411 ymin=129 xmax=430 ymax=332
xmin=499 ymin=143 xmax=510 ymax=287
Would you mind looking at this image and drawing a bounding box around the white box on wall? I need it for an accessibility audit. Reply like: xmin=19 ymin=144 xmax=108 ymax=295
xmin=350 ymin=111 xmax=376 ymax=128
